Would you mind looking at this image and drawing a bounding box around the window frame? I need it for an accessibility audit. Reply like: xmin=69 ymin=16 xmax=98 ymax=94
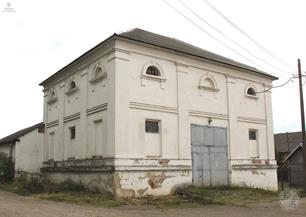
xmin=47 ymin=89 xmax=58 ymax=104
xmin=65 ymin=79 xmax=78 ymax=95
xmin=146 ymin=66 xmax=161 ymax=77
xmin=145 ymin=120 xmax=160 ymax=134
xmin=248 ymin=129 xmax=257 ymax=140
xmin=245 ymin=85 xmax=258 ymax=99
xmin=90 ymin=64 xmax=107 ymax=84
xmin=69 ymin=126 xmax=76 ymax=140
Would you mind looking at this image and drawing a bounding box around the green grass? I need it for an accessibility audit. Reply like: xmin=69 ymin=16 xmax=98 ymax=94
xmin=0 ymin=181 xmax=279 ymax=208
xmin=34 ymin=192 xmax=124 ymax=207
xmin=175 ymin=186 xmax=278 ymax=206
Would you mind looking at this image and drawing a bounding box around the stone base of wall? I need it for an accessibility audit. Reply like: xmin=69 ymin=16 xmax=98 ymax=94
xmin=42 ymin=158 xmax=192 ymax=197
xmin=114 ymin=170 xmax=192 ymax=197
xmin=44 ymin=172 xmax=115 ymax=194
xmin=230 ymin=166 xmax=278 ymax=191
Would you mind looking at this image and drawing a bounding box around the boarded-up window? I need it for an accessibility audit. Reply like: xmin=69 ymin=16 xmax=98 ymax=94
xmin=94 ymin=119 xmax=103 ymax=156
xmin=48 ymin=132 xmax=55 ymax=160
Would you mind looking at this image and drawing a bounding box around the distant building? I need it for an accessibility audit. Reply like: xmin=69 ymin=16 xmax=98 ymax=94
xmin=283 ymin=144 xmax=304 ymax=186
xmin=274 ymin=132 xmax=302 ymax=163
xmin=0 ymin=123 xmax=44 ymax=175
xmin=40 ymin=28 xmax=278 ymax=196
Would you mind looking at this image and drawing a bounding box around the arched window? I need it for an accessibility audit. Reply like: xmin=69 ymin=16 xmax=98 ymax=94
xmin=247 ymin=87 xmax=256 ymax=96
xmin=47 ymin=89 xmax=57 ymax=104
xmin=66 ymin=80 xmax=78 ymax=95
xmin=70 ymin=81 xmax=76 ymax=90
xmin=90 ymin=64 xmax=107 ymax=84
xmin=198 ymin=74 xmax=219 ymax=93
xmin=146 ymin=66 xmax=160 ymax=76
xmin=202 ymin=78 xmax=215 ymax=89
xmin=50 ymin=91 xmax=56 ymax=98
xmin=95 ymin=66 xmax=103 ymax=78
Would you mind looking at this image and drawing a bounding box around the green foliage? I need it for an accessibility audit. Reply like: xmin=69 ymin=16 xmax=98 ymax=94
xmin=0 ymin=153 xmax=14 ymax=182
xmin=15 ymin=173 xmax=46 ymax=195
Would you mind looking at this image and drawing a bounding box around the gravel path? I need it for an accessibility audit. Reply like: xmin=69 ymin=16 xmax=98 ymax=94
xmin=0 ymin=190 xmax=305 ymax=217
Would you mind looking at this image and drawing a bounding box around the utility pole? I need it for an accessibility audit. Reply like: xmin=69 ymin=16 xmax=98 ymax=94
xmin=297 ymin=59 xmax=306 ymax=189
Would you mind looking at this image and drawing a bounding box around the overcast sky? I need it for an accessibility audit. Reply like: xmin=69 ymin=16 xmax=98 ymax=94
xmin=0 ymin=0 xmax=305 ymax=138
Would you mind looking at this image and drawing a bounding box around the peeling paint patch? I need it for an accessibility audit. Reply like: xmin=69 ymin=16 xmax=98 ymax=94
xmin=148 ymin=173 xmax=167 ymax=189
xmin=252 ymin=159 xmax=261 ymax=164
xmin=137 ymin=188 xmax=148 ymax=196
xmin=113 ymin=173 xmax=135 ymax=197
xmin=251 ymin=169 xmax=259 ymax=175
xmin=159 ymin=159 xmax=170 ymax=166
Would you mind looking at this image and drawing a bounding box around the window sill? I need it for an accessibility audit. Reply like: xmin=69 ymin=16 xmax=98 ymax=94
xmin=198 ymin=85 xmax=219 ymax=92
xmin=142 ymin=74 xmax=166 ymax=81
xmin=89 ymin=73 xmax=107 ymax=84
xmin=47 ymin=97 xmax=58 ymax=105
xmin=65 ymin=87 xmax=78 ymax=96
xmin=246 ymin=94 xmax=259 ymax=99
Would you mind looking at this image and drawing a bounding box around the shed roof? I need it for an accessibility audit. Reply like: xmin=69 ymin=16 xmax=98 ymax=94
xmin=283 ymin=144 xmax=303 ymax=163
xmin=40 ymin=28 xmax=277 ymax=86
xmin=0 ymin=122 xmax=44 ymax=145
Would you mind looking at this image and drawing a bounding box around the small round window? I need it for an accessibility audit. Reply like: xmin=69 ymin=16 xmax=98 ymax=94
xmin=247 ymin=87 xmax=256 ymax=96
xmin=146 ymin=66 xmax=160 ymax=76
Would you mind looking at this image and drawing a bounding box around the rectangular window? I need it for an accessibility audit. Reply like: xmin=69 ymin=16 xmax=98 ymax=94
xmin=249 ymin=130 xmax=257 ymax=140
xmin=70 ymin=126 xmax=76 ymax=140
xmin=145 ymin=120 xmax=159 ymax=133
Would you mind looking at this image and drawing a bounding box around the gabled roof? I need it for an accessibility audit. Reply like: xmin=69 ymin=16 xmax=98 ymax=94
xmin=283 ymin=143 xmax=303 ymax=163
xmin=0 ymin=122 xmax=44 ymax=145
xmin=40 ymin=28 xmax=277 ymax=86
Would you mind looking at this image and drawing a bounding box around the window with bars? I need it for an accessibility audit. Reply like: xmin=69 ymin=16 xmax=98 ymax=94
xmin=145 ymin=120 xmax=160 ymax=133
xmin=146 ymin=66 xmax=160 ymax=76
xmin=247 ymin=87 xmax=256 ymax=96
xmin=249 ymin=130 xmax=257 ymax=140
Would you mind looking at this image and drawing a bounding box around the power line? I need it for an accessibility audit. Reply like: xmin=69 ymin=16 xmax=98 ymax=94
xmin=177 ymin=0 xmax=293 ymax=76
xmin=256 ymin=74 xmax=304 ymax=93
xmin=202 ymin=0 xmax=296 ymax=71
xmin=162 ymin=0 xmax=268 ymax=71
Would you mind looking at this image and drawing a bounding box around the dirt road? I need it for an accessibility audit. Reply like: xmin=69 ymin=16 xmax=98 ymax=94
xmin=0 ymin=190 xmax=305 ymax=217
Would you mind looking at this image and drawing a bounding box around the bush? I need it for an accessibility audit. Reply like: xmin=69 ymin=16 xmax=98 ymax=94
xmin=0 ymin=153 xmax=14 ymax=182
xmin=15 ymin=173 xmax=46 ymax=195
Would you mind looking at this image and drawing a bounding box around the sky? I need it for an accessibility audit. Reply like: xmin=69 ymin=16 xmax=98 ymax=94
xmin=0 ymin=0 xmax=305 ymax=138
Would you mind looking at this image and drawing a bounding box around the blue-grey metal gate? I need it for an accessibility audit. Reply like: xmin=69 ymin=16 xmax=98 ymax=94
xmin=191 ymin=124 xmax=229 ymax=186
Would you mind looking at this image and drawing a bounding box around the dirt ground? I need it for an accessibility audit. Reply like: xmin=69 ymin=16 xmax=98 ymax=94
xmin=0 ymin=190 xmax=305 ymax=217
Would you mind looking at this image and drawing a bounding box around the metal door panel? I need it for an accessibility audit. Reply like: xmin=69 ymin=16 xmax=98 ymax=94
xmin=191 ymin=125 xmax=228 ymax=186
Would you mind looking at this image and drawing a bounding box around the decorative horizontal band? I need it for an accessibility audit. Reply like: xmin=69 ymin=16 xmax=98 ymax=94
xmin=63 ymin=112 xmax=81 ymax=123
xmin=129 ymin=102 xmax=178 ymax=114
xmin=189 ymin=110 xmax=229 ymax=120
xmin=46 ymin=120 xmax=59 ymax=128
xmin=237 ymin=116 xmax=267 ymax=124
xmin=87 ymin=103 xmax=108 ymax=115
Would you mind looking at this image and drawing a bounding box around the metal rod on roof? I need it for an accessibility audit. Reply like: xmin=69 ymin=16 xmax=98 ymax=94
xmin=297 ymin=59 xmax=306 ymax=189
